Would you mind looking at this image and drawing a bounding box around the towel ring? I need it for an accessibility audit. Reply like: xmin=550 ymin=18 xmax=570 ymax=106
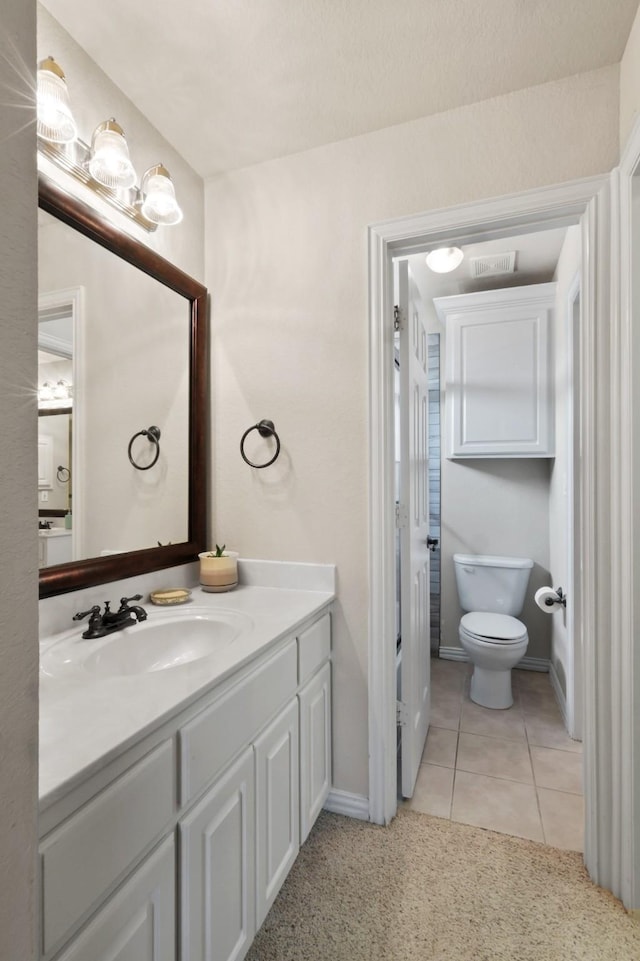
xmin=56 ymin=465 xmax=70 ymax=483
xmin=128 ymin=425 xmax=161 ymax=471
xmin=240 ymin=419 xmax=281 ymax=469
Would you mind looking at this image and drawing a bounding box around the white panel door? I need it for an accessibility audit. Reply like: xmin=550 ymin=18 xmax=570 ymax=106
xmin=398 ymin=260 xmax=431 ymax=799
xmin=299 ymin=662 xmax=332 ymax=843
xmin=254 ymin=699 xmax=299 ymax=927
xmin=180 ymin=747 xmax=255 ymax=961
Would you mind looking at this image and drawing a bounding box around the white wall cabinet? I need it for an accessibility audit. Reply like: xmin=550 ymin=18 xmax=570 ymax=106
xmin=39 ymin=610 xmax=332 ymax=961
xmin=434 ymin=283 xmax=556 ymax=458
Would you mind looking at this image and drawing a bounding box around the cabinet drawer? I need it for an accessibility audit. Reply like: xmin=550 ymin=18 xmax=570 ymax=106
xmin=297 ymin=614 xmax=331 ymax=685
xmin=40 ymin=739 xmax=175 ymax=956
xmin=180 ymin=639 xmax=297 ymax=805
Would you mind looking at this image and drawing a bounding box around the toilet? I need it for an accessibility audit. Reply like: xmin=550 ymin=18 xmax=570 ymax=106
xmin=453 ymin=553 xmax=533 ymax=709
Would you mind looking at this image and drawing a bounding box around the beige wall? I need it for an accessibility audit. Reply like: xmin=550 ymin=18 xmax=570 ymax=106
xmin=205 ymin=67 xmax=619 ymax=798
xmin=620 ymin=2 xmax=640 ymax=152
xmin=0 ymin=1 xmax=39 ymax=957
xmin=37 ymin=5 xmax=204 ymax=281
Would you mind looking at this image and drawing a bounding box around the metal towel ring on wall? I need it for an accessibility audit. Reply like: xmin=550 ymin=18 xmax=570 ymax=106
xmin=128 ymin=425 xmax=161 ymax=470
xmin=56 ymin=465 xmax=70 ymax=483
xmin=240 ymin=419 xmax=281 ymax=469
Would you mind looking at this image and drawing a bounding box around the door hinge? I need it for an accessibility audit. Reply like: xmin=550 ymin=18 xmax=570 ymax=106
xmin=396 ymin=700 xmax=409 ymax=726
xmin=395 ymin=504 xmax=408 ymax=528
xmin=394 ymin=305 xmax=401 ymax=331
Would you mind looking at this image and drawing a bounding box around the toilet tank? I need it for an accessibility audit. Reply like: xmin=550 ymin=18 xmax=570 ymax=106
xmin=453 ymin=554 xmax=533 ymax=616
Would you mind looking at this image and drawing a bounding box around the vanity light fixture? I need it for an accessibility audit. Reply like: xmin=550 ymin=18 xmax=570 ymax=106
xmin=36 ymin=56 xmax=78 ymax=144
xmin=425 ymin=246 xmax=464 ymax=274
xmin=38 ymin=379 xmax=72 ymax=408
xmin=88 ymin=119 xmax=137 ymax=190
xmin=36 ymin=58 xmax=184 ymax=231
xmin=140 ymin=164 xmax=183 ymax=225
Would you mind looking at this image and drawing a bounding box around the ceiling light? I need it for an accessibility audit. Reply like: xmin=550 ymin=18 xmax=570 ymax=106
xmin=37 ymin=57 xmax=77 ymax=144
xmin=88 ymin=119 xmax=137 ymax=190
xmin=141 ymin=164 xmax=183 ymax=226
xmin=425 ymin=247 xmax=464 ymax=274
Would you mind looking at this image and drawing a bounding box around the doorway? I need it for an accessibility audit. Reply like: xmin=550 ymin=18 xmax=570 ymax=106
xmin=368 ymin=175 xmax=614 ymax=893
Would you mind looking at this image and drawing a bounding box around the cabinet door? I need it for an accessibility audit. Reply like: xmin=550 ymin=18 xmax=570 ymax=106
xmin=436 ymin=284 xmax=555 ymax=457
xmin=180 ymin=747 xmax=255 ymax=961
xmin=254 ymin=699 xmax=299 ymax=928
xmin=299 ymin=662 xmax=332 ymax=843
xmin=55 ymin=836 xmax=175 ymax=961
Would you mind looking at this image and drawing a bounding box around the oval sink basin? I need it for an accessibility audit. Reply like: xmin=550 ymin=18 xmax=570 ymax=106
xmin=41 ymin=608 xmax=253 ymax=678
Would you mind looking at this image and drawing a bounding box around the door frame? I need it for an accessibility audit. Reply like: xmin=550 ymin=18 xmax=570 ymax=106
xmin=367 ymin=175 xmax=622 ymax=898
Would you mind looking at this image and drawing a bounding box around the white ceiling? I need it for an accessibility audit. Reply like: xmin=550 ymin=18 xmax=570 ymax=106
xmin=407 ymin=226 xmax=568 ymax=304
xmin=40 ymin=0 xmax=638 ymax=178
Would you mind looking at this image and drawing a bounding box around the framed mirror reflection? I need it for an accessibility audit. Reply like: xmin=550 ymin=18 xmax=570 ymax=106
xmin=38 ymin=174 xmax=208 ymax=598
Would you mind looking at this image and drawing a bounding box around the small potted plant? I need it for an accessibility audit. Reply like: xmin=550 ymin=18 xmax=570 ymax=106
xmin=198 ymin=544 xmax=239 ymax=593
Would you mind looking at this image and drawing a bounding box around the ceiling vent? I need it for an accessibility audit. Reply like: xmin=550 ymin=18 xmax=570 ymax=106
xmin=470 ymin=251 xmax=516 ymax=278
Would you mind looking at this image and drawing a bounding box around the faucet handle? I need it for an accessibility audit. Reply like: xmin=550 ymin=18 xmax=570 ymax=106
xmin=73 ymin=605 xmax=101 ymax=622
xmin=119 ymin=593 xmax=142 ymax=610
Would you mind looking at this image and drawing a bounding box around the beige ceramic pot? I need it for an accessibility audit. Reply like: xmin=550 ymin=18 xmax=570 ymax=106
xmin=198 ymin=551 xmax=239 ymax=592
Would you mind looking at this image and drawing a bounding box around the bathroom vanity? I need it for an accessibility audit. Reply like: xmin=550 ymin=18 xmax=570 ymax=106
xmin=38 ymin=583 xmax=333 ymax=961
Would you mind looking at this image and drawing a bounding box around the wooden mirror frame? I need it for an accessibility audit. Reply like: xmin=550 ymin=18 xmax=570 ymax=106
xmin=39 ymin=174 xmax=208 ymax=598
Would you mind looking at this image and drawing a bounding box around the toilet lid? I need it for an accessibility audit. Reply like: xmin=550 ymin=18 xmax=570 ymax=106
xmin=461 ymin=612 xmax=527 ymax=643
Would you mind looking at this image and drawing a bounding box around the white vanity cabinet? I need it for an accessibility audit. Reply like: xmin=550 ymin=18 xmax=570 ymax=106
xmin=39 ymin=607 xmax=332 ymax=961
xmin=434 ymin=283 xmax=556 ymax=458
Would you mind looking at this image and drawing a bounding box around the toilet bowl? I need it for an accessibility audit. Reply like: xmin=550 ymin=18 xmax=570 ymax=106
xmin=453 ymin=554 xmax=533 ymax=710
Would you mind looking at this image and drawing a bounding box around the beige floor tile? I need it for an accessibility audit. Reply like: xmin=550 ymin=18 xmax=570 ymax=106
xmin=430 ymin=690 xmax=462 ymax=731
xmin=403 ymin=763 xmax=454 ymax=818
xmin=519 ymin=688 xmax=561 ymax=716
xmin=430 ymin=662 xmax=466 ymax=693
xmin=530 ymin=746 xmax=583 ymax=795
xmin=421 ymin=727 xmax=458 ymax=768
xmin=538 ymin=787 xmax=584 ymax=851
xmin=451 ymin=770 xmax=544 ymax=842
xmin=513 ymin=669 xmax=553 ymax=692
xmin=525 ymin=713 xmax=582 ymax=754
xmin=456 ymin=732 xmax=533 ymax=784
xmin=460 ymin=697 xmax=526 ymax=741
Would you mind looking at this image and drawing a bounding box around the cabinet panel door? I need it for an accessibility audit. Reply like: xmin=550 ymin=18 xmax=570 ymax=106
xmin=180 ymin=747 xmax=255 ymax=961
xmin=254 ymin=699 xmax=299 ymax=928
xmin=299 ymin=663 xmax=332 ymax=843
xmin=55 ymin=836 xmax=175 ymax=961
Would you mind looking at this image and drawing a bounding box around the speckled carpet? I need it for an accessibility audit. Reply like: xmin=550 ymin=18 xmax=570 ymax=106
xmin=246 ymin=809 xmax=640 ymax=961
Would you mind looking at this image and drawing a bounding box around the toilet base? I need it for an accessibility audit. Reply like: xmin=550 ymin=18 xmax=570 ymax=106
xmin=470 ymin=665 xmax=514 ymax=710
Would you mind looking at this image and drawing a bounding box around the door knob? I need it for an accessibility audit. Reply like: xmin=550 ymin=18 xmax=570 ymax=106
xmin=427 ymin=536 xmax=439 ymax=552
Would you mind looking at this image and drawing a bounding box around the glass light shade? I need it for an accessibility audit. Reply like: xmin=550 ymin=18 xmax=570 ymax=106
xmin=425 ymin=246 xmax=464 ymax=273
xmin=89 ymin=119 xmax=137 ymax=189
xmin=37 ymin=57 xmax=77 ymax=144
xmin=141 ymin=165 xmax=183 ymax=225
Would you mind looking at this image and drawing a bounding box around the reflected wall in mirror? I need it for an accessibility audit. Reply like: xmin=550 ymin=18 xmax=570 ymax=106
xmin=39 ymin=175 xmax=208 ymax=597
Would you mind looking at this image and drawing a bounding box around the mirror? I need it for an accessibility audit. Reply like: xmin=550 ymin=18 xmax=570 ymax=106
xmin=38 ymin=173 xmax=208 ymax=598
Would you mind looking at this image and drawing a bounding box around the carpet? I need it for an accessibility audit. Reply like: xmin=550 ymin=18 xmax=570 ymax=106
xmin=246 ymin=809 xmax=640 ymax=961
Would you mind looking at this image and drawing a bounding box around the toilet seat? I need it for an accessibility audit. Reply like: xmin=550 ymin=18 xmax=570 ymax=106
xmin=460 ymin=612 xmax=527 ymax=645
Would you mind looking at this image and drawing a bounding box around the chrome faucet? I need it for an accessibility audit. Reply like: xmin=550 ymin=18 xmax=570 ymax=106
xmin=73 ymin=594 xmax=147 ymax=639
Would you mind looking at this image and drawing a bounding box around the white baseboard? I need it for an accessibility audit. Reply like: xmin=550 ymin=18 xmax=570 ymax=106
xmin=548 ymin=660 xmax=568 ymax=726
xmin=438 ymin=646 xmax=550 ymax=672
xmin=323 ymin=789 xmax=369 ymax=821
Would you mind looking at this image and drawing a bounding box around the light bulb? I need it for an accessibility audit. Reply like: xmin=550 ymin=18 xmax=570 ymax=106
xmin=37 ymin=57 xmax=77 ymax=144
xmin=89 ymin=119 xmax=137 ymax=189
xmin=141 ymin=164 xmax=183 ymax=225
xmin=425 ymin=247 xmax=464 ymax=274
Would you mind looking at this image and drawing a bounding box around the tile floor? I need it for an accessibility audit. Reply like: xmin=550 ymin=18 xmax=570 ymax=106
xmin=402 ymin=658 xmax=584 ymax=851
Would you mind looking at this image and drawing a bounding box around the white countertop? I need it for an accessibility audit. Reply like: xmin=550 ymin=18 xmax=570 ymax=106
xmin=39 ymin=580 xmax=334 ymax=810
